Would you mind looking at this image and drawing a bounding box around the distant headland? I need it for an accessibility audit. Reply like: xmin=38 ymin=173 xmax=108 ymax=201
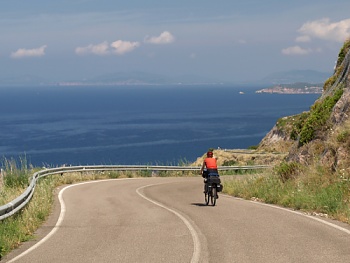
xmin=255 ymin=82 xmax=323 ymax=94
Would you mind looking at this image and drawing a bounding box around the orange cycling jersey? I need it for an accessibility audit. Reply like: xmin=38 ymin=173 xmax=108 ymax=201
xmin=204 ymin=157 xmax=217 ymax=169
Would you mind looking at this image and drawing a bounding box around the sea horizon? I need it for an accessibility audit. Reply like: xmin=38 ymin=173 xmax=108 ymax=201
xmin=0 ymin=85 xmax=320 ymax=167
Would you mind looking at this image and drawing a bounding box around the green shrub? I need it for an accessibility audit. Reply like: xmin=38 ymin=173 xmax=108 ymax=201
xmin=299 ymin=115 xmax=319 ymax=145
xmin=107 ymin=171 xmax=120 ymax=179
xmin=222 ymin=160 xmax=237 ymax=166
xmin=248 ymin=145 xmax=258 ymax=150
xmin=337 ymin=39 xmax=350 ymax=67
xmin=276 ymin=117 xmax=288 ymax=129
xmin=289 ymin=112 xmax=310 ymax=140
xmin=274 ymin=161 xmax=301 ymax=182
xmin=323 ymin=39 xmax=349 ymax=92
xmin=323 ymin=75 xmax=337 ymax=91
xmin=336 ymin=130 xmax=350 ymax=143
xmin=299 ymin=88 xmax=343 ymax=145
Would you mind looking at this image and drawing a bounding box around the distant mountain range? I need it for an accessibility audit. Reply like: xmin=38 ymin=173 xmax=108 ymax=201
xmin=0 ymin=75 xmax=49 ymax=86
xmin=0 ymin=70 xmax=332 ymax=87
xmin=56 ymin=71 xmax=226 ymax=86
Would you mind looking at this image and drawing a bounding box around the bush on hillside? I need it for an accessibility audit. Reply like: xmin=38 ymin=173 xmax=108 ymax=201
xmin=298 ymin=88 xmax=344 ymax=146
xmin=274 ymin=161 xmax=302 ymax=182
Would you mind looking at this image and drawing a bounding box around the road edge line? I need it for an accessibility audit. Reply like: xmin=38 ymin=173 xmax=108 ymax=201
xmin=6 ymin=179 xmax=133 ymax=262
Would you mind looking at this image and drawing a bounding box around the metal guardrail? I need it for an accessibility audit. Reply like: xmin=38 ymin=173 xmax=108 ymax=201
xmin=0 ymin=164 xmax=270 ymax=221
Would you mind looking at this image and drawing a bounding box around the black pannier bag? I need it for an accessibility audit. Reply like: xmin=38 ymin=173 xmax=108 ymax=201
xmin=216 ymin=183 xmax=223 ymax=192
xmin=208 ymin=173 xmax=222 ymax=192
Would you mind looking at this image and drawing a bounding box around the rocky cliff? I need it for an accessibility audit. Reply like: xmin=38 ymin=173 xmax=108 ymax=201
xmin=258 ymin=39 xmax=350 ymax=172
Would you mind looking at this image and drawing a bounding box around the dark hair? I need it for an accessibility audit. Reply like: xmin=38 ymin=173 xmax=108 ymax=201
xmin=207 ymin=151 xmax=213 ymax=157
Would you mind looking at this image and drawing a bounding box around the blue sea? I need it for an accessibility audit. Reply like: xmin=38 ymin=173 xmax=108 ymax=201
xmin=0 ymin=85 xmax=320 ymax=167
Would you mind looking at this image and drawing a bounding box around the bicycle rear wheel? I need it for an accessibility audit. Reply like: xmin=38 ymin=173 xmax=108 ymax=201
xmin=210 ymin=187 xmax=217 ymax=206
xmin=205 ymin=190 xmax=210 ymax=205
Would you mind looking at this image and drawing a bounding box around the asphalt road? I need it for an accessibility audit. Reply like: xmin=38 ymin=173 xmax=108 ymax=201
xmin=4 ymin=177 xmax=350 ymax=263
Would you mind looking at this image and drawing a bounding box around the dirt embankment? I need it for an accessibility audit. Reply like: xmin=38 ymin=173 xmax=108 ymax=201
xmin=192 ymin=149 xmax=287 ymax=167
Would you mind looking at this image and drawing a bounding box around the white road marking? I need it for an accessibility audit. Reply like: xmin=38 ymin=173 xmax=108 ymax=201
xmin=136 ymin=184 xmax=201 ymax=263
xmin=223 ymin=194 xmax=350 ymax=235
xmin=250 ymin=199 xmax=350 ymax=235
xmin=7 ymin=179 xmax=130 ymax=262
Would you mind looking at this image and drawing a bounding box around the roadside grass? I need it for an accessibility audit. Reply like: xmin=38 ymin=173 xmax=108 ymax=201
xmin=223 ymin=164 xmax=350 ymax=224
xmin=0 ymin=157 xmax=41 ymax=259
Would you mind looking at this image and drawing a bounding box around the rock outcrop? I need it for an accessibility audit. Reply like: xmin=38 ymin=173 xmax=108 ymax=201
xmin=258 ymin=120 xmax=295 ymax=153
xmin=258 ymin=39 xmax=350 ymax=172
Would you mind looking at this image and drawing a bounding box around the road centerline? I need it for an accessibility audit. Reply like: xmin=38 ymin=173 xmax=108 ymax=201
xmin=136 ymin=183 xmax=201 ymax=263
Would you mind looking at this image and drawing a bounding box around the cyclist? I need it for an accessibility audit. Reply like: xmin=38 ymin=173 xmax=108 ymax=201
xmin=200 ymin=150 xmax=220 ymax=196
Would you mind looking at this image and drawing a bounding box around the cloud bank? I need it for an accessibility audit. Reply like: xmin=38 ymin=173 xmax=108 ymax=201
xmin=75 ymin=40 xmax=140 ymax=56
xmin=282 ymin=18 xmax=350 ymax=56
xmin=281 ymin=46 xmax=311 ymax=55
xmin=110 ymin=40 xmax=140 ymax=55
xmin=75 ymin=42 xmax=110 ymax=55
xmin=75 ymin=31 xmax=174 ymax=56
xmin=298 ymin=18 xmax=350 ymax=43
xmin=11 ymin=45 xmax=47 ymax=58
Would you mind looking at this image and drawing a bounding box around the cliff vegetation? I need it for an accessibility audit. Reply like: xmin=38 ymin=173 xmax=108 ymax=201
xmin=259 ymin=39 xmax=350 ymax=171
xmin=223 ymin=39 xmax=350 ymax=223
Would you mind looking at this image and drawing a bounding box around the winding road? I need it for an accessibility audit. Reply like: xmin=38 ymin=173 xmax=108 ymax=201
xmin=4 ymin=177 xmax=350 ymax=262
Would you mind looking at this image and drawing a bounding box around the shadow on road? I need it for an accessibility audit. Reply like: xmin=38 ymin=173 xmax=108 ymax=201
xmin=191 ymin=203 xmax=208 ymax=207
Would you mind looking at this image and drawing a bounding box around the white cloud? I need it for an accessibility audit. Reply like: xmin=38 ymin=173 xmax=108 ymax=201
xmin=74 ymin=32 xmax=174 ymax=57
xmin=144 ymin=31 xmax=175 ymax=44
xmin=110 ymin=40 xmax=140 ymax=55
xmin=11 ymin=45 xmax=47 ymax=58
xmin=75 ymin=40 xmax=140 ymax=56
xmin=281 ymin=46 xmax=311 ymax=55
xmin=75 ymin=42 xmax=109 ymax=55
xmin=281 ymin=18 xmax=350 ymax=56
xmin=298 ymin=18 xmax=350 ymax=42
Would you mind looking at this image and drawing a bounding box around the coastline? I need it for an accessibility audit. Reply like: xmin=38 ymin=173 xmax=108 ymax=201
xmin=256 ymin=84 xmax=323 ymax=94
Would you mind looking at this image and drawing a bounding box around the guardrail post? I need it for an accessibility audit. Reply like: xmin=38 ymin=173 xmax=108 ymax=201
xmin=0 ymin=168 xmax=3 ymax=189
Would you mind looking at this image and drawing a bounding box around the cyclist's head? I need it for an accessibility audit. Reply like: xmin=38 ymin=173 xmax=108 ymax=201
xmin=207 ymin=151 xmax=213 ymax=157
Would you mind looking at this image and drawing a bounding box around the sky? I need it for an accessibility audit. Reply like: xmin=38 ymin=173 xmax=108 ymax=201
xmin=1 ymin=0 xmax=350 ymax=83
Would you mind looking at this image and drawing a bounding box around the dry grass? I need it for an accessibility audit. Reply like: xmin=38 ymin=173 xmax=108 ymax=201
xmin=192 ymin=149 xmax=287 ymax=167
xmin=223 ymin=162 xmax=350 ymax=224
